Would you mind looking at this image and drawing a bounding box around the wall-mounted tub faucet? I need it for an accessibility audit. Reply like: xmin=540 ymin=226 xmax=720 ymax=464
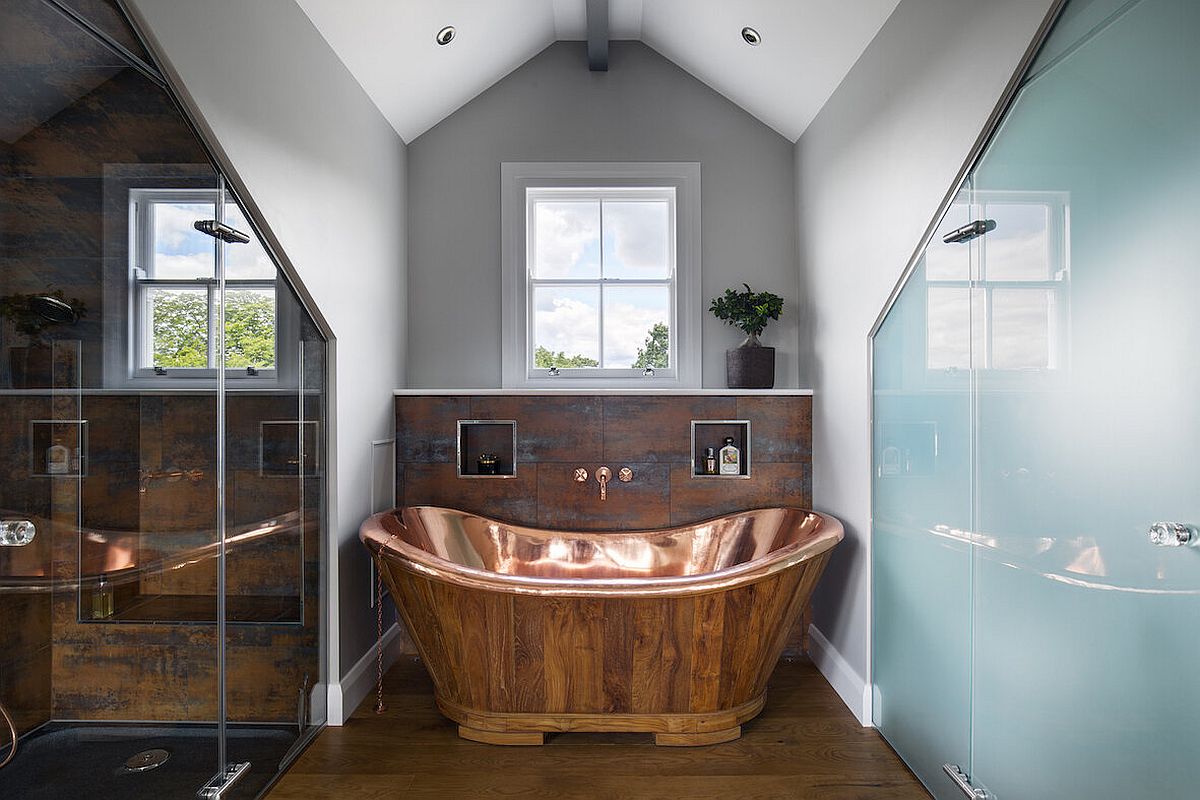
xmin=596 ymin=466 xmax=611 ymax=500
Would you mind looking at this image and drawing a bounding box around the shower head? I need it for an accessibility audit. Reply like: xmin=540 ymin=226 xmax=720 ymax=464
xmin=29 ymin=294 xmax=78 ymax=325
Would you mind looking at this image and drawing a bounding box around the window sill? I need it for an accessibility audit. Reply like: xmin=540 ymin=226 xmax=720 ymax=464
xmin=394 ymin=388 xmax=813 ymax=396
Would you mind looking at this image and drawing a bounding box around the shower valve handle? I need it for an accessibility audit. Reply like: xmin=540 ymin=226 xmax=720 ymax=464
xmin=1149 ymin=522 xmax=1194 ymax=547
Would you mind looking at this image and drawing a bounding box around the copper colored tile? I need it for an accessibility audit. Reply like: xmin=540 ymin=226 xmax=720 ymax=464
xmin=668 ymin=462 xmax=812 ymax=525
xmin=536 ymin=463 xmax=669 ymax=531
xmin=396 ymin=396 xmax=468 ymax=463
xmin=469 ymin=395 xmax=602 ymax=462
xmin=403 ymin=462 xmax=537 ymax=524
xmin=602 ymin=396 xmax=735 ymax=463
xmin=737 ymin=396 xmax=812 ymax=462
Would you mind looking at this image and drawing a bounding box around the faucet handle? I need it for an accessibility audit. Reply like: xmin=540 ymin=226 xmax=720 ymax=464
xmin=618 ymin=467 xmax=633 ymax=483
xmin=573 ymin=468 xmax=589 ymax=483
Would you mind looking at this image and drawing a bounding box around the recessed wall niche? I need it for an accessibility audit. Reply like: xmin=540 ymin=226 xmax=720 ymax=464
xmin=456 ymin=419 xmax=517 ymax=478
xmin=691 ymin=420 xmax=751 ymax=478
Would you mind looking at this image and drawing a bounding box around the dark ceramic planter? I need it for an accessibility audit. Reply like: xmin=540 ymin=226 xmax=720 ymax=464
xmin=726 ymin=345 xmax=775 ymax=389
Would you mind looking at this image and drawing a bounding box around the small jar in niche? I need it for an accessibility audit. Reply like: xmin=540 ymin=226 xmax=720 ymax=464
xmin=477 ymin=453 xmax=499 ymax=475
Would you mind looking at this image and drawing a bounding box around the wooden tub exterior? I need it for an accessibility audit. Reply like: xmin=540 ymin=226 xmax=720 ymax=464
xmin=360 ymin=505 xmax=842 ymax=746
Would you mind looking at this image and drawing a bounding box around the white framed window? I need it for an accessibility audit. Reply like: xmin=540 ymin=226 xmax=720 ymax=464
xmin=501 ymin=162 xmax=701 ymax=388
xmin=925 ymin=190 xmax=1070 ymax=376
xmin=125 ymin=188 xmax=285 ymax=384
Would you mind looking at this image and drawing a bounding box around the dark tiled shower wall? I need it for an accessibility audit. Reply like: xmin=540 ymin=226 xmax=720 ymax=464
xmin=0 ymin=393 xmax=320 ymax=725
xmin=395 ymin=394 xmax=812 ymax=529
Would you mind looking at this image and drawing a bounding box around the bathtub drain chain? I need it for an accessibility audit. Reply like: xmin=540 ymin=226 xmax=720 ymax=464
xmin=374 ymin=563 xmax=386 ymax=714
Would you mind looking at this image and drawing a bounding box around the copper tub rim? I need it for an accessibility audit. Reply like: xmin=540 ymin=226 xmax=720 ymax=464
xmin=361 ymin=505 xmax=843 ymax=598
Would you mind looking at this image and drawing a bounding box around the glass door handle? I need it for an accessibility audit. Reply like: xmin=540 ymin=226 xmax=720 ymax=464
xmin=0 ymin=520 xmax=35 ymax=546
xmin=1148 ymin=522 xmax=1194 ymax=547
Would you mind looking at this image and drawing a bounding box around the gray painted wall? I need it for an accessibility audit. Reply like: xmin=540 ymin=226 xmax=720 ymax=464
xmin=794 ymin=0 xmax=1055 ymax=719
xmin=406 ymin=41 xmax=798 ymax=389
xmin=126 ymin=0 xmax=407 ymax=703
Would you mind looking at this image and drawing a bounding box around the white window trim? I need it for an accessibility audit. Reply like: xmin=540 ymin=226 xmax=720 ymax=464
xmin=107 ymin=187 xmax=296 ymax=390
xmin=501 ymin=162 xmax=701 ymax=389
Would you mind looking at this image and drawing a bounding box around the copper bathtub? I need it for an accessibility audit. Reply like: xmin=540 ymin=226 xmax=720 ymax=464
xmin=360 ymin=505 xmax=842 ymax=746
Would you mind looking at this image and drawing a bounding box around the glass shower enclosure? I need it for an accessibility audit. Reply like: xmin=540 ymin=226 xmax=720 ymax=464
xmin=872 ymin=0 xmax=1200 ymax=798
xmin=0 ymin=1 xmax=328 ymax=797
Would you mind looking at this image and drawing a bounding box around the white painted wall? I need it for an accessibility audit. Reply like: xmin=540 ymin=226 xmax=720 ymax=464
xmin=125 ymin=0 xmax=407 ymax=721
xmin=406 ymin=41 xmax=800 ymax=389
xmin=794 ymin=0 xmax=1055 ymax=721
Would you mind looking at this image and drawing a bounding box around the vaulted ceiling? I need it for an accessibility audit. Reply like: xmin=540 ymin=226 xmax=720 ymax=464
xmin=294 ymin=0 xmax=900 ymax=144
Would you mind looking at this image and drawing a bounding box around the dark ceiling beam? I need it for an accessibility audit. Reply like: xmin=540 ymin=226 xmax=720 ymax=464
xmin=586 ymin=0 xmax=608 ymax=71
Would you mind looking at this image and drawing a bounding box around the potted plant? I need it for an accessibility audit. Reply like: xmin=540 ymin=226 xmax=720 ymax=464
xmin=709 ymin=283 xmax=783 ymax=389
xmin=0 ymin=290 xmax=86 ymax=388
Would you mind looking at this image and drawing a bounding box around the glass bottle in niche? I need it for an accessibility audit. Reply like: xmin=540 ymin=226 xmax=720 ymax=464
xmin=703 ymin=447 xmax=718 ymax=475
xmin=719 ymin=437 xmax=741 ymax=475
xmin=46 ymin=435 xmax=69 ymax=474
xmin=92 ymin=574 xmax=114 ymax=620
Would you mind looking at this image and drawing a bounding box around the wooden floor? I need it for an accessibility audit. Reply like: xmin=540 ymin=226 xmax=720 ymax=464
xmin=269 ymin=657 xmax=930 ymax=800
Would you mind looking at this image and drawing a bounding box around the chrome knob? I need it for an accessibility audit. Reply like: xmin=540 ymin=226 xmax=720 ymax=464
xmin=0 ymin=520 xmax=36 ymax=547
xmin=618 ymin=467 xmax=633 ymax=482
xmin=1149 ymin=522 xmax=1193 ymax=547
xmin=573 ymin=468 xmax=589 ymax=483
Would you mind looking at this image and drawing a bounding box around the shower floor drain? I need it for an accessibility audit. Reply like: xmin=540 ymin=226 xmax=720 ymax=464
xmin=124 ymin=749 xmax=170 ymax=772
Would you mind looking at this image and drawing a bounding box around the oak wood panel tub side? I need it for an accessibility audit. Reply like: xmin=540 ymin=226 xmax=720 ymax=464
xmin=361 ymin=505 xmax=842 ymax=746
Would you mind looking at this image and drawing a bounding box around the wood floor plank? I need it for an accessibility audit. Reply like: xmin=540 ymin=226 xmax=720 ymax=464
xmin=269 ymin=657 xmax=930 ymax=800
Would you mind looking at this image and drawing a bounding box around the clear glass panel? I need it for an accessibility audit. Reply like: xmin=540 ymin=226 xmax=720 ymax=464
xmin=601 ymin=200 xmax=671 ymax=278
xmin=532 ymin=201 xmax=600 ymax=278
xmin=223 ymin=203 xmax=275 ymax=279
xmin=968 ymin=1 xmax=1200 ymax=797
xmin=0 ymin=0 xmax=224 ymax=794
xmin=152 ymin=201 xmax=217 ymax=278
xmin=223 ymin=288 xmax=276 ymax=370
xmin=222 ymin=197 xmax=329 ymax=788
xmin=872 ymin=199 xmax=974 ymax=798
xmin=532 ymin=285 xmax=600 ymax=367
xmin=602 ymin=284 xmax=670 ymax=368
xmin=145 ymin=286 xmax=211 ymax=368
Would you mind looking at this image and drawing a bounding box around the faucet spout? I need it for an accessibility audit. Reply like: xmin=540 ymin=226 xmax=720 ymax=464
xmin=596 ymin=466 xmax=612 ymax=501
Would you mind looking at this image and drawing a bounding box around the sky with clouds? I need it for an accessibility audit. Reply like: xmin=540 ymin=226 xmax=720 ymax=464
xmin=532 ymin=200 xmax=671 ymax=367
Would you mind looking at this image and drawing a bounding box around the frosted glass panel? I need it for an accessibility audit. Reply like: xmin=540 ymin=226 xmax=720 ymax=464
xmin=874 ymin=3 xmax=1200 ymax=797
xmin=969 ymin=0 xmax=1200 ymax=796
xmin=872 ymin=202 xmax=973 ymax=798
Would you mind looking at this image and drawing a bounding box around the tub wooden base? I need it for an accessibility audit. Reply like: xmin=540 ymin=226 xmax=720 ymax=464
xmin=440 ymin=694 xmax=763 ymax=746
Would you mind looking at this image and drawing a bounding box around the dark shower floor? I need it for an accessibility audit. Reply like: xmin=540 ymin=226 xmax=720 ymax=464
xmin=0 ymin=722 xmax=299 ymax=800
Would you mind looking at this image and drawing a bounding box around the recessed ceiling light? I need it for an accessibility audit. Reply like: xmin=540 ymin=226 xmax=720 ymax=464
xmin=741 ymin=26 xmax=761 ymax=46
xmin=436 ymin=26 xmax=456 ymax=46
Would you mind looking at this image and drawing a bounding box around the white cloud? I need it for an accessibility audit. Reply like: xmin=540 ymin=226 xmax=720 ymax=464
xmin=535 ymin=203 xmax=599 ymax=277
xmin=604 ymin=201 xmax=669 ymax=276
xmin=534 ymin=296 xmax=599 ymax=359
xmin=603 ymin=300 xmax=667 ymax=367
xmin=154 ymin=202 xmax=210 ymax=249
xmin=153 ymin=252 xmax=213 ymax=279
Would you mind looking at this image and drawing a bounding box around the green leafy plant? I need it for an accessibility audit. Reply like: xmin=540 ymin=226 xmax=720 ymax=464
xmin=708 ymin=283 xmax=783 ymax=344
xmin=632 ymin=322 xmax=670 ymax=369
xmin=534 ymin=346 xmax=599 ymax=369
xmin=0 ymin=289 xmax=87 ymax=342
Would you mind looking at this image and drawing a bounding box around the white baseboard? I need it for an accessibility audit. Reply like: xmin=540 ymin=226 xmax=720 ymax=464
xmin=807 ymin=624 xmax=871 ymax=726
xmin=327 ymin=622 xmax=407 ymax=725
